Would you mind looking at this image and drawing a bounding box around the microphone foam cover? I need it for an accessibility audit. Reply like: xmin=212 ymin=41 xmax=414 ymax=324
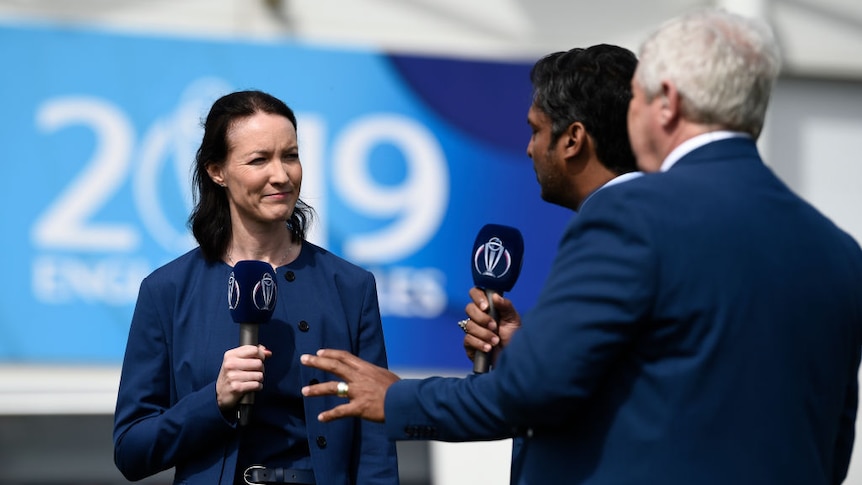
xmin=228 ymin=260 xmax=278 ymax=324
xmin=471 ymin=224 xmax=524 ymax=293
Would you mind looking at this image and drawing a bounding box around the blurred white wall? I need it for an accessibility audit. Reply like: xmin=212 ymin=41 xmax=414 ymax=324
xmin=2 ymin=0 xmax=862 ymax=76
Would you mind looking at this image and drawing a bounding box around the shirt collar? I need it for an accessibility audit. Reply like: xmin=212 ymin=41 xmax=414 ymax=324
xmin=603 ymin=171 xmax=642 ymax=188
xmin=660 ymin=131 xmax=752 ymax=172
xmin=579 ymin=171 xmax=643 ymax=210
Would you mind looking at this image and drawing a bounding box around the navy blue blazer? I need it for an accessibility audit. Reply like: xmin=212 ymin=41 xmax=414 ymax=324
xmin=114 ymin=242 xmax=399 ymax=484
xmin=385 ymin=138 xmax=862 ymax=484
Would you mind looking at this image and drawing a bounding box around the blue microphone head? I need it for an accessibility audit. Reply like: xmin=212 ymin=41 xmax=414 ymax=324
xmin=471 ymin=224 xmax=524 ymax=293
xmin=228 ymin=260 xmax=278 ymax=324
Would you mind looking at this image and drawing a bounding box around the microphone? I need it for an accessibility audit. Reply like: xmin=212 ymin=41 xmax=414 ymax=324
xmin=470 ymin=224 xmax=524 ymax=374
xmin=228 ymin=260 xmax=278 ymax=426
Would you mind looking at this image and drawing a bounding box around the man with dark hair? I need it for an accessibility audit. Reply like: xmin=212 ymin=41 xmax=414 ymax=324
xmin=301 ymin=43 xmax=641 ymax=483
xmin=529 ymin=45 xmax=639 ymax=184
xmin=463 ymin=44 xmax=640 ymax=365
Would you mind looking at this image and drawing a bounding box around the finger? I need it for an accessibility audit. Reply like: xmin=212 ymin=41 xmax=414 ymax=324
xmin=315 ymin=348 xmax=365 ymax=368
xmin=226 ymin=346 xmax=270 ymax=365
xmin=317 ymin=402 xmax=359 ymax=422
xmin=259 ymin=345 xmax=273 ymax=359
xmin=301 ymin=380 xmax=338 ymax=398
xmin=300 ymin=354 xmax=347 ymax=379
xmin=236 ymin=344 xmax=266 ymax=356
xmin=466 ymin=317 xmax=500 ymax=341
xmin=225 ymin=371 xmax=265 ymax=393
xmin=465 ymin=305 xmax=497 ymax=332
xmin=226 ymin=355 xmax=266 ymax=372
xmin=229 ymin=368 xmax=266 ymax=382
xmin=464 ymin=333 xmax=495 ymax=353
xmin=300 ymin=349 xmax=364 ymax=375
xmin=468 ymin=287 xmax=489 ymax=311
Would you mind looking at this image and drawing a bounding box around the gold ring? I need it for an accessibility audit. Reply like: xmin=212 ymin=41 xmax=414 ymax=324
xmin=336 ymin=381 xmax=349 ymax=398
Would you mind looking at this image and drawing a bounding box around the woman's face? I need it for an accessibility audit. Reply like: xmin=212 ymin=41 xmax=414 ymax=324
xmin=207 ymin=111 xmax=302 ymax=231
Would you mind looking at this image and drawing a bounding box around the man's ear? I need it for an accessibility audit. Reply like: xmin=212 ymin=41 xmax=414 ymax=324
xmin=660 ymin=81 xmax=681 ymax=126
xmin=561 ymin=121 xmax=587 ymax=158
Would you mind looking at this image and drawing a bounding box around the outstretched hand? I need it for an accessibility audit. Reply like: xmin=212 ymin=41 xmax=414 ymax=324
xmin=301 ymin=349 xmax=400 ymax=423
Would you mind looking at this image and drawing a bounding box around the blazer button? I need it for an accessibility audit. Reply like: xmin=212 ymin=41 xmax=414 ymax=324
xmin=309 ymin=378 xmax=319 ymax=386
xmin=316 ymin=436 xmax=327 ymax=448
xmin=284 ymin=271 xmax=296 ymax=282
xmin=298 ymin=320 xmax=310 ymax=332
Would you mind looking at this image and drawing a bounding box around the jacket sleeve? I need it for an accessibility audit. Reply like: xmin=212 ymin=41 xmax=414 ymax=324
xmin=112 ymin=277 xmax=234 ymax=481
xmin=385 ymin=374 xmax=514 ymax=442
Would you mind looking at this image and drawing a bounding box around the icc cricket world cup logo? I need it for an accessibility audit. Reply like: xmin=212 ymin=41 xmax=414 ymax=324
xmin=228 ymin=274 xmax=239 ymax=310
xmin=473 ymin=236 xmax=512 ymax=279
xmin=252 ymin=273 xmax=276 ymax=311
xmin=227 ymin=272 xmax=277 ymax=311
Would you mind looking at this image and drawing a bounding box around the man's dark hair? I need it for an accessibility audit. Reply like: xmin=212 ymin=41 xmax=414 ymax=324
xmin=188 ymin=90 xmax=314 ymax=263
xmin=530 ymin=44 xmax=638 ymax=175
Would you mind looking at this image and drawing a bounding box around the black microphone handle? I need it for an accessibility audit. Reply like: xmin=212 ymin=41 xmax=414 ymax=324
xmin=238 ymin=323 xmax=259 ymax=426
xmin=473 ymin=287 xmax=500 ymax=374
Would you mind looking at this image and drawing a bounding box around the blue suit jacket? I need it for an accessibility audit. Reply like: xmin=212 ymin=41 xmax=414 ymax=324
xmin=114 ymin=242 xmax=399 ymax=484
xmin=385 ymin=138 xmax=862 ymax=484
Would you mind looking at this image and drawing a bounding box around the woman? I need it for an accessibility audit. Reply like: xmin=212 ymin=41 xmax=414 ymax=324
xmin=113 ymin=90 xmax=399 ymax=484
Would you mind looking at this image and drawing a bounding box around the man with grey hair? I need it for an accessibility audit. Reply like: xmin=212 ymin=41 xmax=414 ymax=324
xmin=617 ymin=9 xmax=862 ymax=482
xmin=627 ymin=8 xmax=779 ymax=167
xmin=302 ymin=9 xmax=862 ymax=484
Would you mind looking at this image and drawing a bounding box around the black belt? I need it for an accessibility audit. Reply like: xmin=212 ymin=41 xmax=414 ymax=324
xmin=243 ymin=465 xmax=315 ymax=485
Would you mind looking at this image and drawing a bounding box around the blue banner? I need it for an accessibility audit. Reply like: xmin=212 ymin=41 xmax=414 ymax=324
xmin=0 ymin=22 xmax=572 ymax=371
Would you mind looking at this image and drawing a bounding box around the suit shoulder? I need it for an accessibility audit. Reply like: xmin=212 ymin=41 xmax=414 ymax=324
xmin=142 ymin=247 xmax=212 ymax=287
xmin=303 ymin=242 xmax=374 ymax=281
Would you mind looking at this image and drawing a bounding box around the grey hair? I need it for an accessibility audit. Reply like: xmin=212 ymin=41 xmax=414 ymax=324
xmin=635 ymin=8 xmax=781 ymax=139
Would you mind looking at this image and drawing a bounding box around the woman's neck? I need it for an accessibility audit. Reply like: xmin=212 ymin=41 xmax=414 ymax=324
xmin=225 ymin=226 xmax=299 ymax=268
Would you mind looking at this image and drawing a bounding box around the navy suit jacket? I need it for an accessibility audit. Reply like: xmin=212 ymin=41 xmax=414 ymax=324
xmin=385 ymin=138 xmax=862 ymax=484
xmin=114 ymin=242 xmax=399 ymax=484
